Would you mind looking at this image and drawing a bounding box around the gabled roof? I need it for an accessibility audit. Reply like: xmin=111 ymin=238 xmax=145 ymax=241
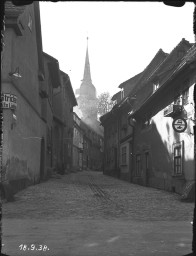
xmin=60 ymin=70 xmax=77 ymax=107
xmin=5 ymin=2 xmax=45 ymax=79
xmin=167 ymin=43 xmax=196 ymax=80
xmin=101 ymin=49 xmax=168 ymax=125
xmin=43 ymin=52 xmax=61 ymax=88
xmin=5 ymin=1 xmax=26 ymax=18
xmin=130 ymin=48 xmax=168 ymax=94
xmin=5 ymin=1 xmax=26 ymax=35
xmin=147 ymin=38 xmax=193 ymax=83
xmin=118 ymin=72 xmax=143 ymax=89
xmin=130 ymin=43 xmax=196 ymax=119
xmin=111 ymin=91 xmax=121 ymax=101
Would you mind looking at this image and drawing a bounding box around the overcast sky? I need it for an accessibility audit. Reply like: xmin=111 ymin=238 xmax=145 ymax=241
xmin=39 ymin=2 xmax=195 ymax=97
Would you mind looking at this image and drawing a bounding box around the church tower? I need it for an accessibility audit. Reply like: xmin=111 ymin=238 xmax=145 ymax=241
xmin=76 ymin=37 xmax=98 ymax=121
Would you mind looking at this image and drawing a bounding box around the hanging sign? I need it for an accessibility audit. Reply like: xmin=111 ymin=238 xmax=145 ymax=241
xmin=172 ymin=117 xmax=187 ymax=133
xmin=1 ymin=93 xmax=17 ymax=109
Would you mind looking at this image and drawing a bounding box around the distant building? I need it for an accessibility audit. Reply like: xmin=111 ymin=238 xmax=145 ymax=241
xmin=75 ymin=38 xmax=98 ymax=122
xmin=72 ymin=112 xmax=104 ymax=172
xmin=80 ymin=120 xmax=104 ymax=171
xmin=73 ymin=38 xmax=104 ymax=171
xmin=73 ymin=112 xmax=83 ymax=172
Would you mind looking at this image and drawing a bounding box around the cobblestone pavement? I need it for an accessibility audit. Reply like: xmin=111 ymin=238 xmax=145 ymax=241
xmin=2 ymin=171 xmax=194 ymax=256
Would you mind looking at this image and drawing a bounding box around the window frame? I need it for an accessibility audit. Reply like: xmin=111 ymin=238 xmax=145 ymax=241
xmin=121 ymin=89 xmax=124 ymax=100
xmin=153 ymin=81 xmax=159 ymax=93
xmin=172 ymin=141 xmax=184 ymax=176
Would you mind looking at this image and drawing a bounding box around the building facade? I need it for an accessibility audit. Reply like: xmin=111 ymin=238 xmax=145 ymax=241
xmin=72 ymin=113 xmax=104 ymax=172
xmin=130 ymin=42 xmax=195 ymax=197
xmin=1 ymin=2 xmax=49 ymax=196
xmin=100 ymin=39 xmax=195 ymax=198
xmin=101 ymin=48 xmax=168 ymax=180
xmin=1 ymin=1 xmax=77 ymax=199
xmin=75 ymin=38 xmax=98 ymax=121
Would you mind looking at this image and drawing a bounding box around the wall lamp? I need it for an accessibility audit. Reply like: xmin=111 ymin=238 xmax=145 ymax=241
xmin=9 ymin=67 xmax=22 ymax=78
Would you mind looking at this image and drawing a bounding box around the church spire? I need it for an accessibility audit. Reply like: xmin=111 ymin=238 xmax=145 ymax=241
xmin=82 ymin=37 xmax=92 ymax=82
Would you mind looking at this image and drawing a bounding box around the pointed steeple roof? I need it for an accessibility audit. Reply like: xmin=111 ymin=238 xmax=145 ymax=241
xmin=82 ymin=37 xmax=92 ymax=83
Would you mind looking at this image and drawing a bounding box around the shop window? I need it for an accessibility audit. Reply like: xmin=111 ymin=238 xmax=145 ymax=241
xmin=121 ymin=146 xmax=127 ymax=165
xmin=173 ymin=141 xmax=183 ymax=176
xmin=135 ymin=154 xmax=141 ymax=176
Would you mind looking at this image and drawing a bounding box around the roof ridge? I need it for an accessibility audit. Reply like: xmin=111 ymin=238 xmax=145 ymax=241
xmin=146 ymin=38 xmax=193 ymax=82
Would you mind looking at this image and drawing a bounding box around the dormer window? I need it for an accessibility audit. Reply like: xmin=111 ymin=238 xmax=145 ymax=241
xmin=153 ymin=81 xmax=159 ymax=93
xmin=112 ymin=99 xmax=117 ymax=105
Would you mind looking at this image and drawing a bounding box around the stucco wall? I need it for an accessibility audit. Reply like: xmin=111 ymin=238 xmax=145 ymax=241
xmin=1 ymin=3 xmax=47 ymax=192
xmin=133 ymin=81 xmax=195 ymax=194
xmin=2 ymin=83 xmax=46 ymax=184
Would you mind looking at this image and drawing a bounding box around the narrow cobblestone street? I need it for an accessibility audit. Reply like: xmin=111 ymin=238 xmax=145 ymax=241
xmin=2 ymin=171 xmax=194 ymax=256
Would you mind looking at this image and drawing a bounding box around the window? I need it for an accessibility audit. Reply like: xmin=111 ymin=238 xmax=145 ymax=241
xmin=182 ymin=88 xmax=189 ymax=105
xmin=121 ymin=146 xmax=127 ymax=165
xmin=141 ymin=118 xmax=152 ymax=130
xmin=135 ymin=154 xmax=141 ymax=176
xmin=113 ymin=99 xmax=117 ymax=105
xmin=174 ymin=95 xmax=181 ymax=105
xmin=153 ymin=82 xmax=159 ymax=92
xmin=173 ymin=142 xmax=183 ymax=176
